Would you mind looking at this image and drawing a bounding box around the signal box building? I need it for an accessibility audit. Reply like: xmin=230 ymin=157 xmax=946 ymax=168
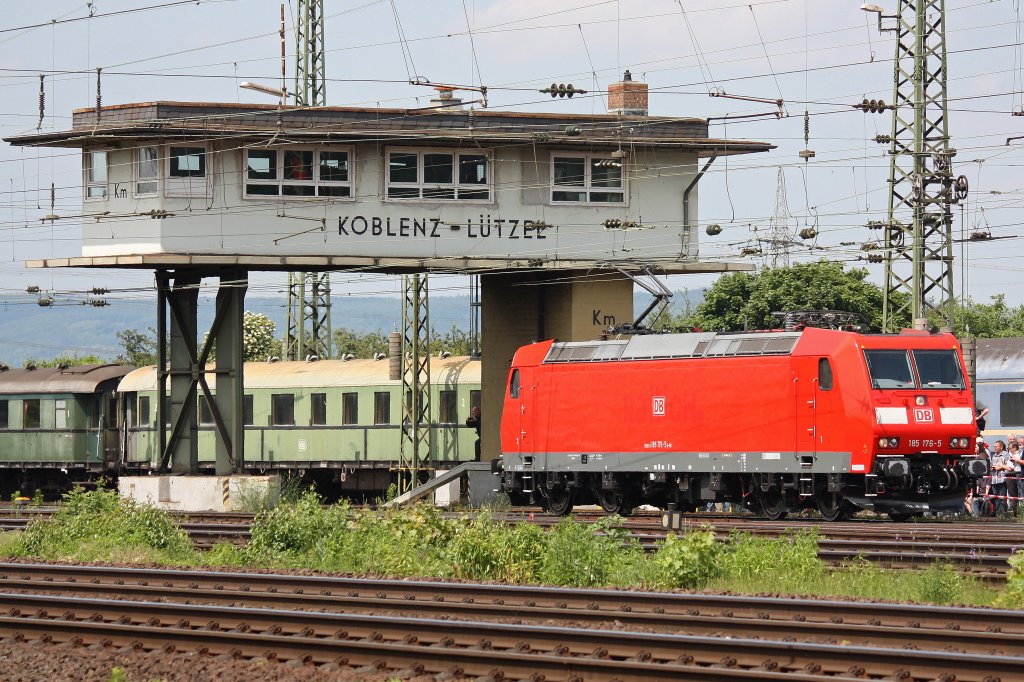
xmin=5 ymin=75 xmax=772 ymax=475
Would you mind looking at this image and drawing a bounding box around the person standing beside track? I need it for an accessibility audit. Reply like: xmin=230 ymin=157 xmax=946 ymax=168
xmin=970 ymin=438 xmax=992 ymax=516
xmin=989 ymin=440 xmax=1012 ymax=516
xmin=1009 ymin=434 xmax=1024 ymax=515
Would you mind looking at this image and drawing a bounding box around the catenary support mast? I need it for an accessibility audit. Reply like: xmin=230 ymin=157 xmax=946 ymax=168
xmin=285 ymin=0 xmax=332 ymax=360
xmin=399 ymin=274 xmax=431 ymax=493
xmin=875 ymin=0 xmax=961 ymax=331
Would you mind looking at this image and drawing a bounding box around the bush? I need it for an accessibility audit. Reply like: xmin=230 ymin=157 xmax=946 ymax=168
xmin=539 ymin=516 xmax=633 ymax=587
xmin=19 ymin=488 xmax=194 ymax=562
xmin=999 ymin=550 xmax=1024 ymax=608
xmin=916 ymin=562 xmax=967 ymax=605
xmin=652 ymin=530 xmax=721 ymax=589
xmin=444 ymin=513 xmax=545 ymax=582
xmin=720 ymin=529 xmax=824 ymax=583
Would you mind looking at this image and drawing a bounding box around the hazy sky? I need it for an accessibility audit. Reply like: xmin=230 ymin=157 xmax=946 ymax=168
xmin=0 ymin=0 xmax=1022 ymax=316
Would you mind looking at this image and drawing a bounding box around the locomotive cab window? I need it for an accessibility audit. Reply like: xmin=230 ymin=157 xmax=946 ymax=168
xmin=818 ymin=358 xmax=833 ymax=391
xmin=864 ymin=350 xmax=915 ymax=389
xmin=509 ymin=370 xmax=521 ymax=398
xmin=912 ymin=350 xmax=965 ymax=389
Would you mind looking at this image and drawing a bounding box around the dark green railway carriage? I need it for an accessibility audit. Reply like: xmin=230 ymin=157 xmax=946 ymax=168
xmin=118 ymin=356 xmax=481 ymax=493
xmin=0 ymin=364 xmax=134 ymax=494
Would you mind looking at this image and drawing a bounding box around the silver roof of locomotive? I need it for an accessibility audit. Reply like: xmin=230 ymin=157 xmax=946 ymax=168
xmin=543 ymin=332 xmax=802 ymax=363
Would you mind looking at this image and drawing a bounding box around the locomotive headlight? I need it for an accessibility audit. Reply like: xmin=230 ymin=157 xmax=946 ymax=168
xmin=915 ymin=395 xmax=927 ymax=406
xmin=878 ymin=437 xmax=900 ymax=448
xmin=889 ymin=438 xmax=898 ymax=447
xmin=878 ymin=437 xmax=888 ymax=448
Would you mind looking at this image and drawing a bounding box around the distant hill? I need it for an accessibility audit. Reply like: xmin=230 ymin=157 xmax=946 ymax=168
xmin=0 ymin=288 xmax=704 ymax=366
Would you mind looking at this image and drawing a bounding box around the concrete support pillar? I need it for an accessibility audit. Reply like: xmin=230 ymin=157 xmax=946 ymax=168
xmin=479 ymin=270 xmax=633 ymax=461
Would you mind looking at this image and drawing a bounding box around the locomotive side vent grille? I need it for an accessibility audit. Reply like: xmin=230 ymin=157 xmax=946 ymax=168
xmin=542 ymin=332 xmax=801 ymax=364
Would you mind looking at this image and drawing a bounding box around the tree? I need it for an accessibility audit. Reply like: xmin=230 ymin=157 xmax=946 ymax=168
xmin=332 ymin=328 xmax=389 ymax=358
xmin=684 ymin=261 xmax=910 ymax=332
xmin=241 ymin=312 xmax=277 ymax=361
xmin=928 ymin=295 xmax=1024 ymax=337
xmin=116 ymin=328 xmax=159 ymax=366
xmin=22 ymin=354 xmax=107 ymax=368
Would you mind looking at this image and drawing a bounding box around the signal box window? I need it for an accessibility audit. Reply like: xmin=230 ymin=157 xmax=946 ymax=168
xmin=169 ymin=147 xmax=205 ymax=177
xmin=311 ymin=393 xmax=328 ymax=426
xmin=0 ymin=400 xmax=9 ymax=429
xmin=245 ymin=147 xmax=351 ymax=198
xmin=385 ymin=149 xmax=490 ymax=201
xmin=509 ymin=370 xmax=521 ymax=398
xmin=342 ymin=392 xmax=358 ymax=425
xmin=438 ymin=390 xmax=457 ymax=424
xmin=818 ymin=358 xmax=833 ymax=391
xmin=138 ymin=396 xmax=150 ymax=426
xmin=55 ymin=399 xmax=68 ymax=430
xmin=374 ymin=391 xmax=391 ymax=425
xmin=1001 ymin=392 xmax=1024 ymax=427
xmin=23 ymin=399 xmax=40 ymax=429
xmin=86 ymin=150 xmax=108 ymax=199
xmin=551 ymin=154 xmax=625 ymax=204
xmin=243 ymin=395 xmax=254 ymax=426
xmin=864 ymin=350 xmax=915 ymax=389
xmin=136 ymin=146 xmax=158 ymax=195
xmin=271 ymin=394 xmax=295 ymax=426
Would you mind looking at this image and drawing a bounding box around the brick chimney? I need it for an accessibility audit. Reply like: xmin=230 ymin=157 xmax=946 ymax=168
xmin=607 ymin=70 xmax=648 ymax=116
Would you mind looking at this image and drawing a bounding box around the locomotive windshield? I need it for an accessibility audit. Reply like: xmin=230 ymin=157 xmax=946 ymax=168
xmin=912 ymin=350 xmax=965 ymax=389
xmin=864 ymin=349 xmax=965 ymax=390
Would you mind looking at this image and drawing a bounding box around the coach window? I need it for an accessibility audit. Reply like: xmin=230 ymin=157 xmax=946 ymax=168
xmin=85 ymin=150 xmax=108 ymax=199
xmin=136 ymin=146 xmax=159 ymax=195
xmin=374 ymin=391 xmax=391 ymax=425
xmin=271 ymin=394 xmax=295 ymax=426
xmin=342 ymin=392 xmax=358 ymax=425
xmin=0 ymin=400 xmax=8 ymax=429
xmin=438 ymin=390 xmax=457 ymax=424
xmin=1001 ymin=392 xmax=1024 ymax=426
xmin=138 ymin=396 xmax=150 ymax=426
xmin=385 ymin=149 xmax=491 ymax=201
xmin=55 ymin=399 xmax=68 ymax=430
xmin=551 ymin=153 xmax=625 ymax=204
xmin=198 ymin=396 xmax=215 ymax=426
xmin=470 ymin=389 xmax=481 ymax=414
xmin=243 ymin=395 xmax=254 ymax=426
xmin=818 ymin=358 xmax=833 ymax=391
xmin=509 ymin=369 xmax=521 ymax=398
xmin=311 ymin=393 xmax=328 ymax=426
xmin=23 ymin=399 xmax=40 ymax=429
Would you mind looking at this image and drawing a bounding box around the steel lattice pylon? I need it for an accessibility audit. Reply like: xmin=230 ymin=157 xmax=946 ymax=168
xmin=285 ymin=272 xmax=332 ymax=360
xmin=399 ymin=274 xmax=432 ymax=493
xmin=879 ymin=0 xmax=958 ymax=331
xmin=285 ymin=0 xmax=331 ymax=360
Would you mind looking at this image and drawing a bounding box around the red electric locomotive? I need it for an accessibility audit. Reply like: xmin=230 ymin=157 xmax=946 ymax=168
xmin=498 ymin=327 xmax=988 ymax=521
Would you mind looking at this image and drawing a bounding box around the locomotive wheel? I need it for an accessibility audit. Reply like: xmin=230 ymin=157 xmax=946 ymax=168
xmin=544 ymin=488 xmax=575 ymax=516
xmin=598 ymin=490 xmax=634 ymax=516
xmin=816 ymin=491 xmax=852 ymax=522
xmin=758 ymin=489 xmax=788 ymax=520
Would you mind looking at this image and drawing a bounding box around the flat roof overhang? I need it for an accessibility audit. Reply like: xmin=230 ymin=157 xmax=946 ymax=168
xmin=5 ymin=101 xmax=775 ymax=157
xmin=25 ymin=254 xmax=755 ymax=275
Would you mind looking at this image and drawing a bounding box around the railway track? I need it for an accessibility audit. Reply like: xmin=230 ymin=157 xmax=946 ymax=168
xmin=0 ymin=562 xmax=1021 ymax=681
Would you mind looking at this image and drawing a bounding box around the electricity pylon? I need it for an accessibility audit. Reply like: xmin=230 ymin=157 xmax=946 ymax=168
xmin=285 ymin=0 xmax=332 ymax=360
xmin=399 ymin=274 xmax=431 ymax=493
xmin=867 ymin=1 xmax=967 ymax=331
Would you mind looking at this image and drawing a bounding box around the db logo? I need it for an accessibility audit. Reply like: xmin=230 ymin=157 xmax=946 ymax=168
xmin=652 ymin=396 xmax=666 ymax=416
xmin=914 ymin=408 xmax=934 ymax=423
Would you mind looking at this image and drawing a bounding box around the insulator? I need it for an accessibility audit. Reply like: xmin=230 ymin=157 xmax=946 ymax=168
xmin=867 ymin=254 xmax=884 ymax=263
xmin=25 ymin=286 xmax=39 ymax=294
xmin=95 ymin=67 xmax=102 ymax=119
xmin=798 ymin=228 xmax=817 ymax=240
xmin=874 ymin=135 xmax=892 ymax=144
xmin=90 ymin=287 xmax=109 ymax=295
xmin=549 ymin=82 xmax=558 ymax=98
xmin=603 ymin=218 xmax=622 ymax=229
xmin=37 ymin=75 xmax=45 ymax=131
xmin=803 ymin=110 xmax=810 ymax=142
xmin=705 ymin=224 xmax=723 ymax=236
xmin=37 ymin=297 xmax=53 ymax=307
xmin=87 ymin=299 xmax=109 ymax=307
xmin=955 ymin=175 xmax=969 ymax=202
xmin=564 ymin=125 xmax=581 ymax=136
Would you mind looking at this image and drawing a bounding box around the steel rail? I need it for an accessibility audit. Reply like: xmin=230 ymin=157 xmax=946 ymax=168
xmin=0 ymin=592 xmax=1019 ymax=681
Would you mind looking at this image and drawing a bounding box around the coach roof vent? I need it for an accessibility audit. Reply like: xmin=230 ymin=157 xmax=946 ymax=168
xmin=608 ymin=70 xmax=649 ymax=116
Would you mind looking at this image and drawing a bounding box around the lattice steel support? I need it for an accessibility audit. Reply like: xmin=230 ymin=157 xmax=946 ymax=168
xmin=284 ymin=272 xmax=331 ymax=360
xmin=399 ymin=274 xmax=431 ymax=493
xmin=879 ymin=0 xmax=957 ymax=331
xmin=285 ymin=0 xmax=331 ymax=358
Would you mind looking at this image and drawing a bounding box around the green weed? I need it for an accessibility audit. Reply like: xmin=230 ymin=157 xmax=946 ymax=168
xmin=652 ymin=530 xmax=721 ymax=589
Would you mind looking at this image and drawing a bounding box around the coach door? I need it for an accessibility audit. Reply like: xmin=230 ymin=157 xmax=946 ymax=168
xmin=795 ymin=357 xmax=818 ymax=461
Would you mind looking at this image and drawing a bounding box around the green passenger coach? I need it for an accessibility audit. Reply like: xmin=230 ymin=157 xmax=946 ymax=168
xmin=118 ymin=356 xmax=482 ymax=494
xmin=0 ymin=364 xmax=134 ymax=495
